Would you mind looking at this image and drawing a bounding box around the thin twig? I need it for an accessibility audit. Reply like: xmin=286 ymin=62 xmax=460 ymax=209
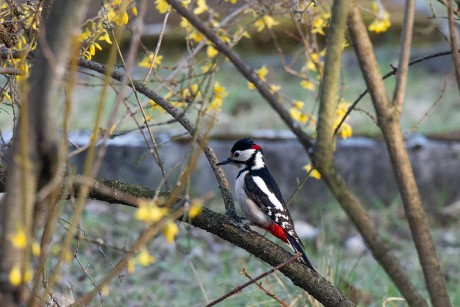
xmin=334 ymin=49 xmax=460 ymax=136
xmin=241 ymin=268 xmax=288 ymax=307
xmin=448 ymin=0 xmax=460 ymax=94
xmin=205 ymin=253 xmax=301 ymax=307
xmin=407 ymin=74 xmax=447 ymax=133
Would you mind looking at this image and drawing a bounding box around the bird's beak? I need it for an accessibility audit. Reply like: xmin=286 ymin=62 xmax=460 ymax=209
xmin=217 ymin=158 xmax=232 ymax=166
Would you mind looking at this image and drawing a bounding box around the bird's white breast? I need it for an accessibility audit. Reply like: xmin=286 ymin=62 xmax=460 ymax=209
xmin=235 ymin=170 xmax=271 ymax=227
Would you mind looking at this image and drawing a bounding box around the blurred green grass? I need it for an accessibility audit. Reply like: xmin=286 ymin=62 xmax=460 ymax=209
xmin=50 ymin=196 xmax=460 ymax=306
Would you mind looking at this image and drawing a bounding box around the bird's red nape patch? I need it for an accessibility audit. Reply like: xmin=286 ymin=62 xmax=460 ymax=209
xmin=267 ymin=223 xmax=287 ymax=242
xmin=251 ymin=144 xmax=262 ymax=151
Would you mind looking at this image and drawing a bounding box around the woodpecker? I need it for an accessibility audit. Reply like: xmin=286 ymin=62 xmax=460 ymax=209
xmin=217 ymin=138 xmax=316 ymax=272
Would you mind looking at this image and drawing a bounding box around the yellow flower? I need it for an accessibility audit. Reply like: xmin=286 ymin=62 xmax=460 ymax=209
xmin=306 ymin=53 xmax=320 ymax=72
xmin=112 ymin=10 xmax=129 ymax=26
xmin=32 ymin=241 xmax=41 ymax=257
xmin=151 ymin=100 xmax=165 ymax=113
xmin=339 ymin=123 xmax=353 ymax=139
xmin=188 ymin=201 xmax=202 ymax=218
xmin=209 ymin=82 xmax=228 ymax=110
xmin=16 ymin=61 xmax=29 ymax=82
xmin=334 ymin=102 xmax=353 ymax=139
xmin=293 ymin=100 xmax=304 ymax=110
xmin=368 ymin=15 xmax=391 ymax=33
xmin=312 ymin=16 xmax=326 ymax=35
xmin=139 ymin=54 xmax=163 ymax=69
xmin=137 ymin=249 xmax=156 ymax=266
xmin=214 ymin=82 xmax=228 ymax=98
xmin=99 ymin=31 xmax=112 ymax=44
xmin=135 ymin=200 xmax=168 ymax=223
xmin=290 ymin=108 xmax=307 ymax=123
xmin=181 ymin=83 xmax=200 ymax=101
xmin=368 ymin=3 xmax=391 ymax=34
xmin=193 ymin=0 xmax=208 ymax=15
xmin=201 ymin=62 xmax=217 ymax=73
xmin=163 ymin=220 xmax=179 ymax=243
xmin=127 ymin=258 xmax=135 ymax=273
xmin=270 ymin=84 xmax=281 ymax=93
xmin=254 ymin=15 xmax=279 ymax=32
xmin=207 ymin=45 xmax=218 ymax=58
xmin=23 ymin=268 xmax=32 ymax=283
xmin=256 ymin=65 xmax=269 ymax=80
xmin=131 ymin=6 xmax=138 ymax=16
xmin=189 ymin=31 xmax=204 ymax=43
xmin=248 ymin=65 xmax=269 ymax=90
xmin=79 ymin=30 xmax=91 ymax=42
xmin=300 ymin=80 xmax=315 ymax=91
xmin=9 ymin=227 xmax=27 ymax=249
xmin=209 ymin=96 xmax=223 ymax=110
xmin=181 ymin=0 xmax=191 ymax=7
xmin=304 ymin=164 xmax=321 ymax=179
xmin=155 ymin=0 xmax=169 ymax=14
xmin=9 ymin=266 xmax=22 ymax=286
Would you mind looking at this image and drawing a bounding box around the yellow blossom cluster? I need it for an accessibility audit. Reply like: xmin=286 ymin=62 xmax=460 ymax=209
xmin=6 ymin=226 xmax=40 ymax=286
xmin=135 ymin=200 xmax=168 ymax=223
xmin=246 ymin=65 xmax=281 ymax=93
xmin=138 ymin=53 xmax=163 ymax=69
xmin=311 ymin=13 xmax=331 ymax=36
xmin=79 ymin=0 xmax=138 ymax=59
xmin=334 ymin=101 xmax=353 ymax=139
xmin=134 ymin=199 xmax=180 ymax=244
xmin=304 ymin=163 xmax=321 ymax=180
xmin=368 ymin=2 xmax=391 ymax=33
xmin=208 ymin=82 xmax=228 ymax=111
xmin=289 ymin=101 xmax=315 ymax=125
xmin=254 ymin=15 xmax=279 ymax=32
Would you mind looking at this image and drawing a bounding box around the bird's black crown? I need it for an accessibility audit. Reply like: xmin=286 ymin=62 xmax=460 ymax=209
xmin=231 ymin=138 xmax=262 ymax=153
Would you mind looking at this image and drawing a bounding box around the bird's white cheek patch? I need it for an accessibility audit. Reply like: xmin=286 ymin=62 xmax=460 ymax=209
xmin=251 ymin=176 xmax=285 ymax=211
xmin=251 ymin=152 xmax=265 ymax=170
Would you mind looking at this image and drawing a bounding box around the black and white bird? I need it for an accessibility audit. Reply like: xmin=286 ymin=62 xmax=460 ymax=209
xmin=217 ymin=138 xmax=316 ymax=272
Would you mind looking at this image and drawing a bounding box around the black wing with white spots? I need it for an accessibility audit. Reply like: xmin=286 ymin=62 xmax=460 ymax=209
xmin=243 ymin=168 xmax=297 ymax=238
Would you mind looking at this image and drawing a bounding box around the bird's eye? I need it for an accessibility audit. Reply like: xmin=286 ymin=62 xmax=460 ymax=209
xmin=234 ymin=152 xmax=240 ymax=157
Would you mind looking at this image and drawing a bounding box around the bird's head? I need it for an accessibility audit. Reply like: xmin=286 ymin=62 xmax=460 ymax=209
xmin=217 ymin=138 xmax=264 ymax=169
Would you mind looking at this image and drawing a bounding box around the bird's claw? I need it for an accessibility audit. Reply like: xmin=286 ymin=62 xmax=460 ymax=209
xmin=229 ymin=219 xmax=251 ymax=232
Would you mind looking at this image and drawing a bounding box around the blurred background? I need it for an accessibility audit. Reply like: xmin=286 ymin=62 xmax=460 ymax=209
xmin=1 ymin=0 xmax=459 ymax=305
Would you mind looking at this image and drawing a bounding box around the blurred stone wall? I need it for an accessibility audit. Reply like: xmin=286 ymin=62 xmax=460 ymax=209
xmin=69 ymin=132 xmax=460 ymax=211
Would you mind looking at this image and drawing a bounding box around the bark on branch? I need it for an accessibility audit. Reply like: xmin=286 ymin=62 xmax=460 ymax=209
xmin=77 ymin=59 xmax=238 ymax=221
xmin=0 ymin=0 xmax=90 ymax=304
xmin=0 ymin=175 xmax=354 ymax=306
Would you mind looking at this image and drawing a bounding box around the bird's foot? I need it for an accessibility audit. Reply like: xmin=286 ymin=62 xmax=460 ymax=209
xmin=229 ymin=218 xmax=252 ymax=232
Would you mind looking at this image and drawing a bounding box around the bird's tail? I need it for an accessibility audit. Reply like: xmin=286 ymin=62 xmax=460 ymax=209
xmin=286 ymin=234 xmax=316 ymax=273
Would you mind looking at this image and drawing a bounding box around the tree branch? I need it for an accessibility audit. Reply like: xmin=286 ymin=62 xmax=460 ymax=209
xmin=81 ymin=181 xmax=353 ymax=306
xmin=157 ymin=1 xmax=427 ymax=305
xmin=348 ymin=6 xmax=451 ymax=307
xmin=0 ymin=174 xmax=353 ymax=306
xmin=77 ymin=59 xmax=238 ymax=221
xmin=392 ymin=0 xmax=415 ymax=111
xmin=314 ymin=0 xmax=350 ymax=170
xmin=165 ymin=0 xmax=315 ymax=153
xmin=448 ymin=0 xmax=460 ymax=94
xmin=0 ymin=0 xmax=91 ymax=304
